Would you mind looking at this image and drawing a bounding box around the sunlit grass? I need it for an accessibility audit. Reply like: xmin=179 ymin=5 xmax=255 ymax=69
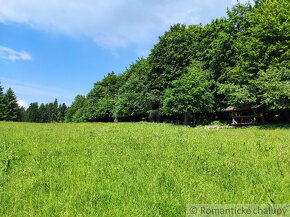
xmin=0 ymin=122 xmax=289 ymax=216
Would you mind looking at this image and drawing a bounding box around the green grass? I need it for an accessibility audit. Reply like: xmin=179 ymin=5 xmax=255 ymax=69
xmin=0 ymin=122 xmax=289 ymax=216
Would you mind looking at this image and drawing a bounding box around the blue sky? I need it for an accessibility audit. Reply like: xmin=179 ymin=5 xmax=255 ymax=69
xmin=0 ymin=0 xmax=251 ymax=108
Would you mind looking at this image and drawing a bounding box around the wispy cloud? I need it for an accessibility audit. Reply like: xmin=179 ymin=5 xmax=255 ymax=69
xmin=232 ymin=0 xmax=254 ymax=5
xmin=0 ymin=46 xmax=32 ymax=61
xmin=0 ymin=0 xmax=231 ymax=50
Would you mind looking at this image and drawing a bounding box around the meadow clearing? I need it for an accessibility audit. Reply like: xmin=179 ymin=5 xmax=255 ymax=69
xmin=0 ymin=122 xmax=289 ymax=216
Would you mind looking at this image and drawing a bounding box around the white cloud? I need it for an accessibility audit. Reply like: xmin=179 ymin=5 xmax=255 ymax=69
xmin=0 ymin=0 xmax=224 ymax=49
xmin=17 ymin=99 xmax=28 ymax=109
xmin=0 ymin=46 xmax=32 ymax=61
xmin=232 ymin=0 xmax=254 ymax=5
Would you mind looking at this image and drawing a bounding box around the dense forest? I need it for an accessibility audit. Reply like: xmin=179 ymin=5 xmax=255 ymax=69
xmin=1 ymin=0 xmax=289 ymax=124
xmin=66 ymin=0 xmax=289 ymax=124
xmin=0 ymin=83 xmax=67 ymax=123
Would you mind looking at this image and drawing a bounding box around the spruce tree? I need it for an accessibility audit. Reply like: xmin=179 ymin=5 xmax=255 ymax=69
xmin=26 ymin=102 xmax=39 ymax=122
xmin=47 ymin=99 xmax=58 ymax=122
xmin=53 ymin=99 xmax=58 ymax=122
xmin=0 ymin=82 xmax=6 ymax=121
xmin=57 ymin=103 xmax=67 ymax=122
xmin=4 ymin=88 xmax=20 ymax=121
xmin=39 ymin=103 xmax=48 ymax=123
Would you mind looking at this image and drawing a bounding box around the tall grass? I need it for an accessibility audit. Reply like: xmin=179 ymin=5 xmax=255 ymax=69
xmin=0 ymin=122 xmax=289 ymax=216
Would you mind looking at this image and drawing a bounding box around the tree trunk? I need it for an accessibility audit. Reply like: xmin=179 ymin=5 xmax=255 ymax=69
xmin=148 ymin=99 xmax=154 ymax=122
xmin=156 ymin=111 xmax=160 ymax=123
xmin=156 ymin=97 xmax=161 ymax=122
xmin=184 ymin=112 xmax=190 ymax=125
xmin=192 ymin=113 xmax=196 ymax=125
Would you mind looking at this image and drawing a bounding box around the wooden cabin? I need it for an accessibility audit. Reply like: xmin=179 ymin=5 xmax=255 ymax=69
xmin=224 ymin=105 xmax=264 ymax=126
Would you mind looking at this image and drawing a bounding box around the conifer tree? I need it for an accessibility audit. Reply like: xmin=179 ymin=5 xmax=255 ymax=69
xmin=0 ymin=82 xmax=6 ymax=121
xmin=25 ymin=102 xmax=39 ymax=122
xmin=4 ymin=88 xmax=20 ymax=121
xmin=39 ymin=103 xmax=48 ymax=123
xmin=57 ymin=103 xmax=67 ymax=122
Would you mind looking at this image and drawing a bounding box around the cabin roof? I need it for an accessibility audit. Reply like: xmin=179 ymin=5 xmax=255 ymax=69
xmin=224 ymin=106 xmax=238 ymax=111
xmin=224 ymin=105 xmax=251 ymax=112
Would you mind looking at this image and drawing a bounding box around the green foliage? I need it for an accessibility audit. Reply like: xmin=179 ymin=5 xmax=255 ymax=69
xmin=58 ymin=103 xmax=67 ymax=122
xmin=230 ymin=0 xmax=290 ymax=83
xmin=248 ymin=0 xmax=290 ymax=69
xmin=0 ymin=84 xmax=22 ymax=122
xmin=65 ymin=95 xmax=86 ymax=122
xmin=38 ymin=103 xmax=48 ymax=123
xmin=63 ymin=0 xmax=289 ymax=124
xmin=83 ymin=72 xmax=124 ymax=122
xmin=163 ymin=62 xmax=215 ymax=116
xmin=148 ymin=24 xmax=200 ymax=92
xmin=0 ymin=82 xmax=66 ymax=123
xmin=146 ymin=24 xmax=205 ymax=120
xmin=4 ymin=88 xmax=20 ymax=121
xmin=24 ymin=100 xmax=67 ymax=123
xmin=45 ymin=99 xmax=58 ymax=122
xmin=218 ymin=83 xmax=257 ymax=107
xmin=83 ymin=85 xmax=110 ymax=121
xmin=4 ymin=0 xmax=289 ymax=124
xmin=0 ymin=83 xmax=7 ymax=121
xmin=254 ymin=67 xmax=290 ymax=110
xmin=18 ymin=107 xmax=26 ymax=122
xmin=114 ymin=58 xmax=150 ymax=120
xmin=25 ymin=102 xmax=39 ymax=122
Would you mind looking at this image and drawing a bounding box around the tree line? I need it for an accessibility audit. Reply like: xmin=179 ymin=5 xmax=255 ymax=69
xmin=66 ymin=0 xmax=289 ymax=124
xmin=0 ymin=83 xmax=67 ymax=123
xmin=1 ymin=0 xmax=289 ymax=124
xmin=25 ymin=100 xmax=67 ymax=123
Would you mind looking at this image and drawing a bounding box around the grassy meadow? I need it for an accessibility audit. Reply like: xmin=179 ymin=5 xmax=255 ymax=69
xmin=0 ymin=122 xmax=289 ymax=216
